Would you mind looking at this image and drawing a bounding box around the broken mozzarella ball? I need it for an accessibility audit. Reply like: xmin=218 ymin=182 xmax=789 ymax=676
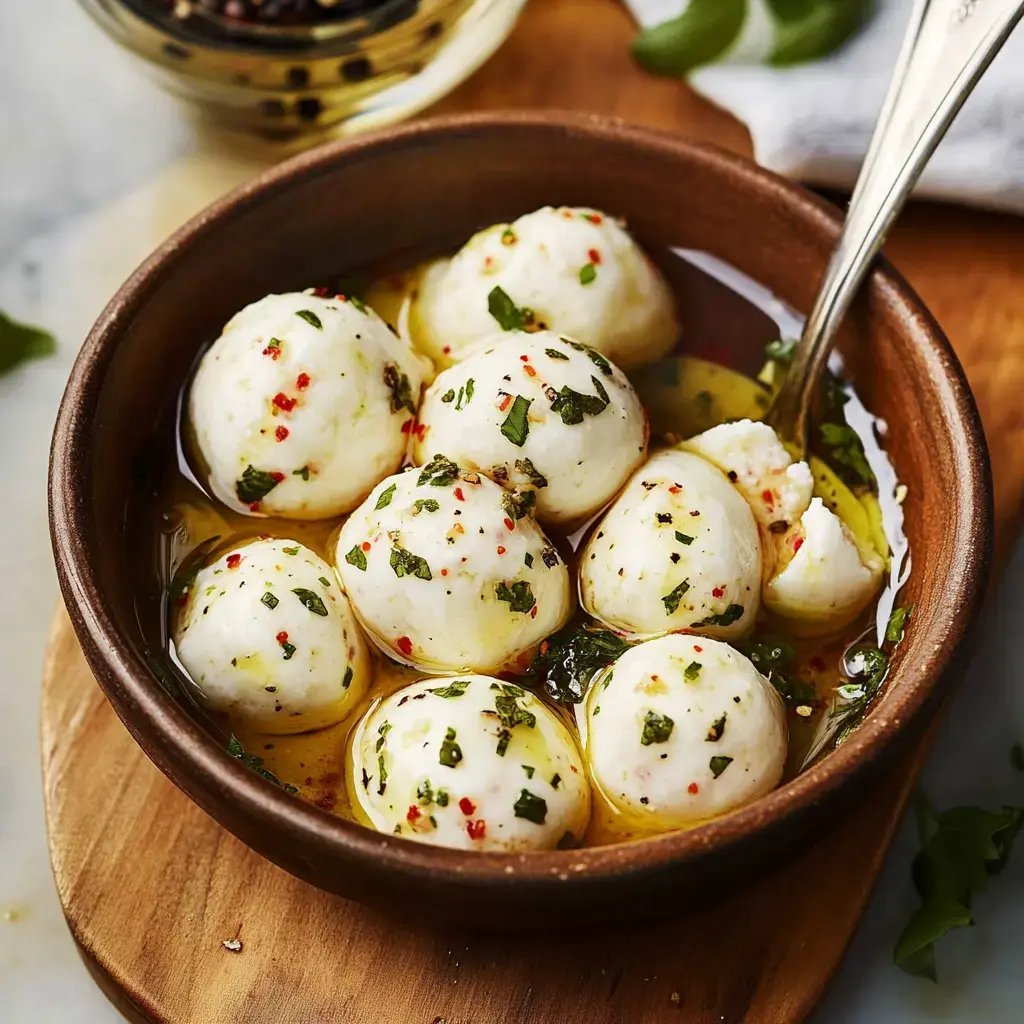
xmin=408 ymin=206 xmax=679 ymax=369
xmin=584 ymin=635 xmax=787 ymax=831
xmin=414 ymin=331 xmax=648 ymax=527
xmin=334 ymin=457 xmax=572 ymax=674
xmin=189 ymin=291 xmax=425 ymax=519
xmin=174 ymin=537 xmax=370 ymax=734
xmin=349 ymin=675 xmax=590 ymax=851
xmin=579 ymin=449 xmax=761 ymax=639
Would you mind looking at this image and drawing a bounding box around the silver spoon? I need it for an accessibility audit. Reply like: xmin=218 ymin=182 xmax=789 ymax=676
xmin=767 ymin=0 xmax=1024 ymax=450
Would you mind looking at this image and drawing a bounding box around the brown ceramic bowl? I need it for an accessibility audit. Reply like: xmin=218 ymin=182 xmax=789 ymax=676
xmin=49 ymin=112 xmax=991 ymax=926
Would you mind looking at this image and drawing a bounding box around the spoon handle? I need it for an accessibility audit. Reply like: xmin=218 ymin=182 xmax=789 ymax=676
xmin=768 ymin=0 xmax=1024 ymax=448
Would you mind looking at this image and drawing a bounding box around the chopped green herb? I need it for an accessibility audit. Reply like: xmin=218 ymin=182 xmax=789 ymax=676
xmin=895 ymin=792 xmax=1024 ymax=981
xmin=260 ymin=592 xmax=279 ymax=610
xmin=439 ymin=727 xmax=463 ymax=768
xmin=662 ymin=579 xmax=691 ymax=615
xmin=375 ymin=483 xmax=397 ymax=510
xmin=264 ymin=337 xmax=282 ymax=355
xmin=281 ymin=546 xmax=299 ymax=556
xmin=0 ymin=310 xmax=56 ymax=377
xmin=550 ymin=376 xmax=610 ymax=425
xmin=513 ymin=789 xmax=548 ymax=825
xmin=501 ymin=228 xmax=517 ymax=245
xmin=348 ymin=295 xmax=368 ymax=314
xmin=641 ymin=711 xmax=675 ymax=746
xmin=735 ymin=636 xmax=816 ymax=707
xmin=280 ymin=640 xmax=297 ymax=660
xmin=292 ymin=465 xmax=310 ymax=481
xmin=375 ymin=721 xmax=392 ymax=753
xmin=579 ymin=263 xmax=597 ymax=285
xmin=465 ymin=378 xmax=475 ymax=403
xmin=318 ymin=576 xmax=332 ymax=588
xmin=494 ymin=692 xmax=537 ymax=731
xmin=377 ymin=754 xmax=387 ymax=795
xmin=495 ymin=729 xmax=512 ymax=757
xmin=342 ymin=666 xmax=353 ymax=689
xmin=545 ymin=347 xmax=569 ymax=361
xmin=418 ymin=454 xmax=460 ymax=487
xmin=436 ymin=789 xmax=450 ymax=807
xmin=454 ymin=386 xmax=465 ymax=411
xmin=685 ymin=661 xmax=702 ymax=681
xmin=390 ymin=545 xmax=432 ymax=581
xmin=345 ymin=545 xmax=368 ymax=571
xmin=487 ymin=286 xmax=532 ymax=331
xmin=500 ymin=395 xmax=532 ymax=447
xmin=886 ymin=604 xmax=913 ymax=644
xmin=709 ymin=755 xmax=733 ymax=778
xmin=528 ymin=626 xmax=631 ymax=704
xmin=541 ymin=547 xmax=559 ymax=568
xmin=416 ymin=779 xmax=434 ymax=805
xmin=563 ymin=339 xmax=614 ymax=377
xmin=706 ymin=714 xmax=726 ymax=742
xmin=295 ymin=309 xmax=323 ymax=330
xmin=691 ymin=604 xmax=744 ymax=628
xmin=766 ymin=338 xmax=798 ymax=363
xmin=524 ymin=552 xmax=534 ymax=568
xmin=412 ymin=498 xmax=440 ymax=514
xmin=236 ymin=465 xmax=282 ymax=505
xmin=227 ymin=734 xmax=297 ymax=793
xmin=522 ymin=765 xmax=535 ymax=779
xmin=502 ymin=488 xmax=536 ymax=521
xmin=820 ymin=422 xmax=873 ymax=485
xmin=441 ymin=389 xmax=456 ymax=404
xmin=292 ymin=588 xmax=328 ymax=616
xmin=427 ymin=680 xmax=470 ymax=699
xmin=515 ymin=457 xmax=548 ymax=488
xmin=550 ymin=773 xmax=562 ymax=790
xmin=494 ymin=579 xmax=536 ymax=614
xmin=675 ymin=532 xmax=694 ymax=546
xmin=383 ymin=363 xmax=417 ymax=415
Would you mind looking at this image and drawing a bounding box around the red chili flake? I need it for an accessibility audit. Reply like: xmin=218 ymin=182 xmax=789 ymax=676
xmin=273 ymin=392 xmax=297 ymax=412
xmin=262 ymin=344 xmax=281 ymax=360
xmin=406 ymin=805 xmax=421 ymax=823
xmin=562 ymin=210 xmax=574 ymax=220
xmin=361 ymin=541 xmax=372 ymax=552
xmin=530 ymin=606 xmax=538 ymax=619
xmin=466 ymin=820 xmax=486 ymax=840
xmin=520 ymin=354 xmax=529 ymax=362
xmin=276 ymin=631 xmax=289 ymax=645
xmin=588 ymin=248 xmax=602 ymax=265
xmin=688 ymin=782 xmax=700 ymax=795
xmin=793 ymin=536 xmax=805 ymax=553
xmin=689 ymin=510 xmax=700 ymax=517
xmin=712 ymin=586 xmax=725 ymax=599
xmin=484 ymin=257 xmax=495 ymax=269
xmin=668 ymin=485 xmax=681 ymax=495
xmin=275 ymin=426 xmax=289 ymax=442
xmin=226 ymin=554 xmax=242 ymax=569
xmin=443 ymin=346 xmax=452 ymax=355
xmin=694 ymin=645 xmax=703 ymax=653
xmin=523 ymin=365 xmax=537 ymax=377
xmin=584 ymin=213 xmax=603 ymax=225
xmin=249 ymin=502 xmax=261 ymax=512
xmin=440 ymin=568 xmax=448 ymax=577
xmin=761 ymin=489 xmax=775 ymax=506
xmin=296 ymin=373 xmax=311 ymax=391
xmin=503 ymin=517 xmax=515 ymax=531
xmin=497 ymin=546 xmax=506 ymax=555
xmin=540 ymin=641 xmax=549 ymax=656
xmin=415 ymin=422 xmax=428 ymax=441
xmin=401 ymin=419 xmax=414 ymax=435
xmin=459 ymin=797 xmax=476 ymax=816
xmin=311 ymin=286 xmax=329 ymax=297
xmin=396 ymin=636 xmax=413 ymax=657
xmin=270 ymin=472 xmax=285 ymax=483
xmin=454 ymin=487 xmax=465 ymax=502
xmin=498 ymin=394 xmax=512 ymax=412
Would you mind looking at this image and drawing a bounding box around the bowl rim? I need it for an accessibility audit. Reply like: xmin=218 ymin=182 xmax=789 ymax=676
xmin=49 ymin=110 xmax=992 ymax=890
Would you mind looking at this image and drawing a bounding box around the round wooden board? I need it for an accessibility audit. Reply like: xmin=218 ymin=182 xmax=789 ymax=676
xmin=44 ymin=603 xmax=922 ymax=1024
xmin=41 ymin=2 xmax=1024 ymax=1021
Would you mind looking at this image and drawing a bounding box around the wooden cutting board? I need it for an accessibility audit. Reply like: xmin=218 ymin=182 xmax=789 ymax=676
xmin=42 ymin=2 xmax=1024 ymax=1022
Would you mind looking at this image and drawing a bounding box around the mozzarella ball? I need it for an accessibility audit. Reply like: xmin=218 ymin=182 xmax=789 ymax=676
xmin=684 ymin=419 xmax=814 ymax=531
xmin=174 ymin=538 xmax=370 ymax=734
xmin=414 ymin=332 xmax=648 ymax=527
xmin=765 ymin=497 xmax=884 ymax=632
xmin=334 ymin=459 xmax=572 ymax=673
xmin=579 ymin=449 xmax=762 ymax=639
xmin=188 ymin=291 xmax=426 ymax=519
xmin=408 ymin=206 xmax=679 ymax=370
xmin=349 ymin=675 xmax=590 ymax=851
xmin=585 ymin=635 xmax=787 ymax=830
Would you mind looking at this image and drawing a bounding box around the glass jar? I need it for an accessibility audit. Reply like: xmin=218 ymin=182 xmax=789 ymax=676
xmin=76 ymin=0 xmax=527 ymax=137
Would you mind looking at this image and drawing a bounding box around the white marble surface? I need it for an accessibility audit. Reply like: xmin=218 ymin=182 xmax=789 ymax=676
xmin=2 ymin=2 xmax=1023 ymax=1021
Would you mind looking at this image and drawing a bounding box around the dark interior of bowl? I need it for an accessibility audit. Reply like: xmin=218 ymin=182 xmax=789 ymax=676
xmin=51 ymin=114 xmax=990 ymax=925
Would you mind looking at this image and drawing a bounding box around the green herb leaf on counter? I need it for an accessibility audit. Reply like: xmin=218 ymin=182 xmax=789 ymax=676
xmin=0 ymin=310 xmax=56 ymax=377
xmin=529 ymin=626 xmax=632 ymax=704
xmin=820 ymin=422 xmax=874 ymax=485
xmin=227 ymin=734 xmax=298 ymax=793
xmin=236 ymin=465 xmax=281 ymax=505
xmin=632 ymin=0 xmax=746 ymax=77
xmin=488 ymin=286 xmax=533 ymax=331
xmin=292 ymin=588 xmax=328 ymax=617
xmin=894 ymin=791 xmax=1024 ymax=981
xmin=295 ymin=309 xmax=322 ymax=330
xmin=500 ymin=395 xmax=532 ymax=446
xmin=494 ymin=579 xmax=536 ymax=614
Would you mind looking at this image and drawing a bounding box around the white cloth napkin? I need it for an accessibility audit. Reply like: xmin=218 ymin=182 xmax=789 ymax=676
xmin=625 ymin=0 xmax=1024 ymax=213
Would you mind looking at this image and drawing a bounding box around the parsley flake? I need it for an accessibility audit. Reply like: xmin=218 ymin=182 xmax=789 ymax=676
xmin=383 ymin=363 xmax=417 ymax=415
xmin=390 ymin=545 xmax=432 ymax=581
xmin=545 ymin=348 xmax=569 ymax=361
xmin=260 ymin=592 xmax=279 ymax=610
xmin=488 ymin=286 xmax=532 ymax=331
xmin=515 ymin=457 xmax=548 ymax=488
xmin=641 ymin=711 xmax=674 ymax=746
xmin=375 ymin=482 xmax=397 ymax=510
xmin=227 ymin=734 xmax=297 ymax=793
xmin=706 ymin=713 xmax=726 ymax=742
xmin=709 ymin=756 xmax=733 ymax=778
xmin=494 ymin=579 xmax=536 ymax=613
xmin=550 ymin=376 xmax=610 ymax=425
xmin=293 ymin=465 xmax=310 ymax=481
xmin=345 ymin=545 xmax=368 ymax=571
xmin=295 ymin=309 xmax=322 ymax=330
xmin=292 ymin=588 xmax=328 ymax=616
xmin=502 ymin=488 xmax=536 ymax=521
xmin=685 ymin=661 xmax=702 ymax=680
xmin=427 ymin=680 xmax=471 ymax=699
xmin=675 ymin=532 xmax=694 ymax=545
xmin=441 ymin=389 xmax=456 ymax=403
xmin=412 ymin=498 xmax=440 ymax=514
xmin=236 ymin=465 xmax=281 ymax=505
xmin=579 ymin=263 xmax=597 ymax=285
xmin=820 ymin=422 xmax=873 ymax=485
xmin=500 ymin=395 xmax=532 ymax=447
xmin=418 ymin=454 xmax=460 ymax=487
xmin=691 ymin=604 xmax=744 ymax=628
xmin=439 ymin=727 xmax=463 ymax=768
xmin=662 ymin=579 xmax=691 ymax=615
xmin=342 ymin=666 xmax=353 ymax=689
xmin=513 ymin=789 xmax=548 ymax=825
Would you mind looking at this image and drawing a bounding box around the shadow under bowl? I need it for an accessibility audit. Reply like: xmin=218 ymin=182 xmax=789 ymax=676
xmin=49 ymin=111 xmax=992 ymax=927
